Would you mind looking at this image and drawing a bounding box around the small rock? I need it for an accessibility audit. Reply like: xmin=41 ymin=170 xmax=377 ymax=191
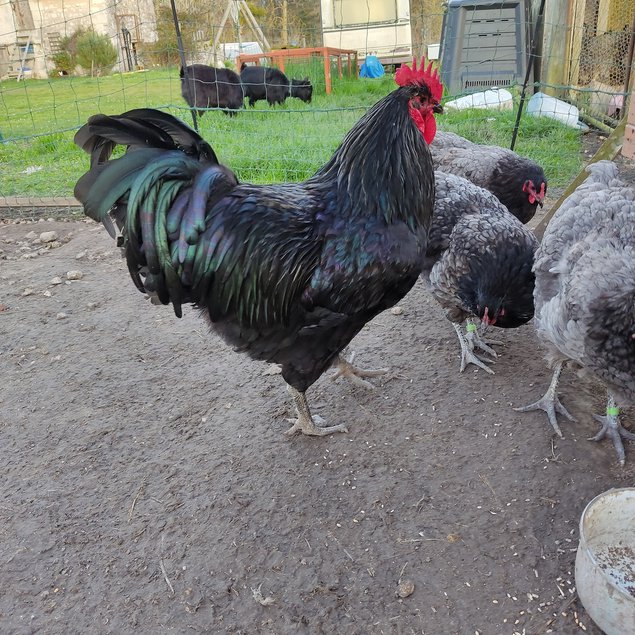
xmin=47 ymin=217 xmax=55 ymax=222
xmin=50 ymin=277 xmax=63 ymax=285
xmin=86 ymin=302 xmax=98 ymax=309
xmin=42 ymin=290 xmax=52 ymax=297
xmin=397 ymin=580 xmax=415 ymax=598
xmin=38 ymin=218 xmax=46 ymax=223
xmin=22 ymin=288 xmax=35 ymax=296
xmin=22 ymin=252 xmax=38 ymax=259
xmin=391 ymin=306 xmax=404 ymax=316
xmin=31 ymin=238 xmax=42 ymax=245
xmin=0 ymin=303 xmax=8 ymax=311
xmin=25 ymin=231 xmax=37 ymax=240
xmin=40 ymin=231 xmax=59 ymax=243
xmin=56 ymin=312 xmax=68 ymax=320
xmin=66 ymin=270 xmax=83 ymax=280
xmin=75 ymin=250 xmax=87 ymax=260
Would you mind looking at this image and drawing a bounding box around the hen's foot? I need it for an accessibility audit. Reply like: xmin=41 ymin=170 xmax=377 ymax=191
xmin=284 ymin=385 xmax=348 ymax=437
xmin=331 ymin=351 xmax=389 ymax=390
xmin=589 ymin=399 xmax=635 ymax=466
xmin=466 ymin=320 xmax=501 ymax=357
xmin=453 ymin=324 xmax=494 ymax=374
xmin=513 ymin=362 xmax=573 ymax=437
xmin=514 ymin=394 xmax=574 ymax=438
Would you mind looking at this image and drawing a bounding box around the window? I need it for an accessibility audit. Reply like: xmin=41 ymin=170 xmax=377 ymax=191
xmin=333 ymin=0 xmax=398 ymax=27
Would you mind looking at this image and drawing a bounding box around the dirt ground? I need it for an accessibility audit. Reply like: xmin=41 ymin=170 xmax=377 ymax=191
xmin=1 ymin=150 xmax=634 ymax=635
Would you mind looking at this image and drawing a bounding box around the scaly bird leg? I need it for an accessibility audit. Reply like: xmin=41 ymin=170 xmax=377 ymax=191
xmin=330 ymin=351 xmax=389 ymax=390
xmin=589 ymin=393 xmax=635 ymax=466
xmin=466 ymin=318 xmax=499 ymax=358
xmin=513 ymin=361 xmax=575 ymax=437
xmin=284 ymin=385 xmax=348 ymax=437
xmin=452 ymin=323 xmax=494 ymax=374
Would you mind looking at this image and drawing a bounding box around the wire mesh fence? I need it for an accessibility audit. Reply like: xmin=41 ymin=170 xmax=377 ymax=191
xmin=0 ymin=0 xmax=633 ymax=209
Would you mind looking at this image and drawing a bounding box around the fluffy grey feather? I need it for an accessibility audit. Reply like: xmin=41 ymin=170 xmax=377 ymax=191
xmin=534 ymin=160 xmax=635 ymax=407
xmin=430 ymin=130 xmax=547 ymax=224
xmin=424 ymin=171 xmax=538 ymax=328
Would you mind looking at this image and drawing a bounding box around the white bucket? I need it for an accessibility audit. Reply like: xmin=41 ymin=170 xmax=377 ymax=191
xmin=575 ymin=488 xmax=635 ymax=635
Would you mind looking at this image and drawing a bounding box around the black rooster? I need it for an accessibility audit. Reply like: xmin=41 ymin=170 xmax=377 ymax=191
xmin=73 ymin=58 xmax=443 ymax=437
xmin=430 ymin=131 xmax=547 ymax=224
xmin=422 ymin=171 xmax=538 ymax=373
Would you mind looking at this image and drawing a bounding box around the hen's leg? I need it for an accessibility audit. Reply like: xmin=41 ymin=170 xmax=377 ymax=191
xmin=331 ymin=351 xmax=389 ymax=390
xmin=513 ymin=361 xmax=574 ymax=437
xmin=452 ymin=323 xmax=494 ymax=374
xmin=589 ymin=393 xmax=635 ymax=466
xmin=468 ymin=319 xmax=501 ymax=357
xmin=284 ymin=385 xmax=348 ymax=437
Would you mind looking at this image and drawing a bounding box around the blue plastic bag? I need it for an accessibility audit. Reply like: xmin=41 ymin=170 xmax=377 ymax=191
xmin=359 ymin=55 xmax=385 ymax=78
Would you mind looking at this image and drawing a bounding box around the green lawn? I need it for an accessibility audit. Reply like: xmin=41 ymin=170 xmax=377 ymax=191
xmin=0 ymin=69 xmax=582 ymax=197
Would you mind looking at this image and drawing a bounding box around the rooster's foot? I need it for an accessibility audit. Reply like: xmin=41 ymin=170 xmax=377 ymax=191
xmin=331 ymin=351 xmax=389 ymax=390
xmin=589 ymin=396 xmax=635 ymax=466
xmin=513 ymin=362 xmax=573 ymax=437
xmin=284 ymin=385 xmax=348 ymax=437
xmin=453 ymin=324 xmax=494 ymax=374
xmin=285 ymin=414 xmax=348 ymax=437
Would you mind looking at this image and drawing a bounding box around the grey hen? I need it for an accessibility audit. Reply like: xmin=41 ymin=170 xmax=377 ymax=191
xmin=422 ymin=171 xmax=538 ymax=373
xmin=430 ymin=131 xmax=547 ymax=224
xmin=515 ymin=161 xmax=635 ymax=465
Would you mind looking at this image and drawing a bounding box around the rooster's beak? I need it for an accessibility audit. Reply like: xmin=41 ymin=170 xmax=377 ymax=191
xmin=433 ymin=103 xmax=444 ymax=114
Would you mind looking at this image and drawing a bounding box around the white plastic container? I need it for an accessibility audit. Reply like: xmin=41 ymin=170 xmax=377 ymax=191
xmin=427 ymin=43 xmax=440 ymax=60
xmin=527 ymin=92 xmax=586 ymax=129
xmin=575 ymin=488 xmax=635 ymax=635
xmin=444 ymin=88 xmax=513 ymax=111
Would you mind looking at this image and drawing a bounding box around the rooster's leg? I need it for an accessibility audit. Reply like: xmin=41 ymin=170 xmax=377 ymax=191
xmin=452 ymin=323 xmax=494 ymax=375
xmin=331 ymin=351 xmax=389 ymax=390
xmin=513 ymin=361 xmax=575 ymax=437
xmin=589 ymin=393 xmax=635 ymax=466
xmin=284 ymin=385 xmax=349 ymax=437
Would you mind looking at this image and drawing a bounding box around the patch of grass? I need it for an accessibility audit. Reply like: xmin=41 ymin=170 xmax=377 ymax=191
xmin=0 ymin=69 xmax=582 ymax=197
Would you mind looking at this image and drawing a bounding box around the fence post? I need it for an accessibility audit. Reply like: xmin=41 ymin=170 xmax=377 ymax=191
xmin=169 ymin=0 xmax=198 ymax=132
xmin=541 ymin=0 xmax=570 ymax=98
xmin=510 ymin=0 xmax=546 ymax=151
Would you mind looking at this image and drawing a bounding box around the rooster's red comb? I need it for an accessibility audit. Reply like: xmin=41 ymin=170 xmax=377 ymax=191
xmin=395 ymin=57 xmax=443 ymax=102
